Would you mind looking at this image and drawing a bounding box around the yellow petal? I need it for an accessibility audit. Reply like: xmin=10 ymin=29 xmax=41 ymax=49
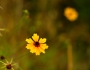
xmin=35 ymin=47 xmax=41 ymax=55
xmin=26 ymin=44 xmax=37 ymax=53
xmin=40 ymin=44 xmax=48 ymax=49
xmin=30 ymin=47 xmax=36 ymax=53
xmin=39 ymin=47 xmax=45 ymax=53
xmin=32 ymin=34 xmax=39 ymax=42
xmin=39 ymin=38 xmax=46 ymax=43
xmin=26 ymin=44 xmax=34 ymax=49
xmin=30 ymin=50 xmax=35 ymax=53
xmin=26 ymin=44 xmax=30 ymax=49
xmin=26 ymin=38 xmax=34 ymax=43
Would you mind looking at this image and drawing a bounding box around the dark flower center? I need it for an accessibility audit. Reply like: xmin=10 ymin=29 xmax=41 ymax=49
xmin=0 ymin=55 xmax=5 ymax=60
xmin=6 ymin=64 xmax=12 ymax=69
xmin=34 ymin=42 xmax=40 ymax=47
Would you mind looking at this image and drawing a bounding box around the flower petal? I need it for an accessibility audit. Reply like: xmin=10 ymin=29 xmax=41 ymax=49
xmin=40 ymin=44 xmax=48 ymax=49
xmin=39 ymin=38 xmax=46 ymax=43
xmin=38 ymin=47 xmax=45 ymax=53
xmin=35 ymin=47 xmax=41 ymax=55
xmin=26 ymin=44 xmax=34 ymax=49
xmin=26 ymin=38 xmax=34 ymax=43
xmin=30 ymin=47 xmax=36 ymax=53
xmin=32 ymin=34 xmax=39 ymax=42
xmin=26 ymin=44 xmax=36 ymax=53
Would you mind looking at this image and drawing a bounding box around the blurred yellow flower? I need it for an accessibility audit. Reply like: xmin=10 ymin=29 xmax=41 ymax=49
xmin=0 ymin=58 xmax=16 ymax=70
xmin=26 ymin=33 xmax=48 ymax=55
xmin=64 ymin=7 xmax=78 ymax=21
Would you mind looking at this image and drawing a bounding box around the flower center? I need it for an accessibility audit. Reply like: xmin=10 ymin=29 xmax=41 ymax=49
xmin=0 ymin=55 xmax=5 ymax=60
xmin=6 ymin=64 xmax=12 ymax=69
xmin=34 ymin=42 xmax=40 ymax=47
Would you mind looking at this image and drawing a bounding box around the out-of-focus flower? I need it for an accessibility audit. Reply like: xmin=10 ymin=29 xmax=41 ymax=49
xmin=26 ymin=33 xmax=48 ymax=55
xmin=0 ymin=58 xmax=16 ymax=70
xmin=23 ymin=10 xmax=29 ymax=14
xmin=64 ymin=7 xmax=78 ymax=21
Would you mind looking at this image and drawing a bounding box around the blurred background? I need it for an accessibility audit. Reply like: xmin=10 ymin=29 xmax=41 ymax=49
xmin=0 ymin=0 xmax=90 ymax=70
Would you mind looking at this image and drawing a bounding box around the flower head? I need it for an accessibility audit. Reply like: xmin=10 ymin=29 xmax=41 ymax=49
xmin=26 ymin=33 xmax=48 ymax=55
xmin=0 ymin=58 xmax=16 ymax=70
xmin=64 ymin=7 xmax=78 ymax=21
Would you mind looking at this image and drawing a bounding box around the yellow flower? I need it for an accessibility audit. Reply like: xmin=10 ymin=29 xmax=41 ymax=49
xmin=26 ymin=33 xmax=48 ymax=55
xmin=64 ymin=7 xmax=78 ymax=21
xmin=0 ymin=58 xmax=16 ymax=70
